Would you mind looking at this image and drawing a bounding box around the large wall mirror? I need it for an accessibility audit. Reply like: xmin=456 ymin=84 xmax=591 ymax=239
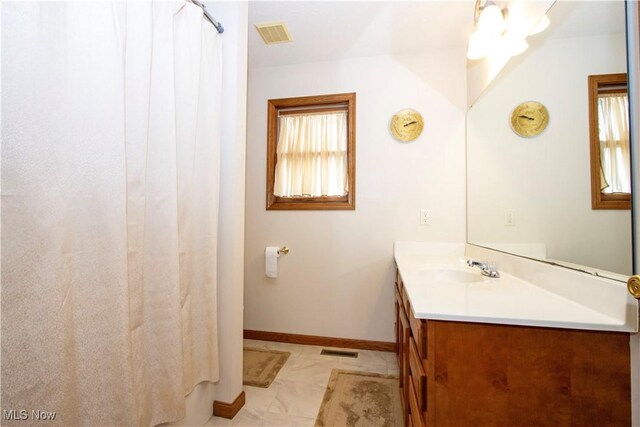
xmin=467 ymin=0 xmax=632 ymax=280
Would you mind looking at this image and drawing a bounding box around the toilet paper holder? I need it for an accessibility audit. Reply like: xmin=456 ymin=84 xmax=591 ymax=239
xmin=278 ymin=246 xmax=289 ymax=255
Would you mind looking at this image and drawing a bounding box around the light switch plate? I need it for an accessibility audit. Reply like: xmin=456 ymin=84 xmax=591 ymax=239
xmin=420 ymin=209 xmax=430 ymax=225
xmin=504 ymin=209 xmax=515 ymax=226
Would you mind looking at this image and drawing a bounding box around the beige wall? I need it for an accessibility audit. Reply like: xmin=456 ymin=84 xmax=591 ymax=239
xmin=212 ymin=0 xmax=248 ymax=408
xmin=244 ymin=51 xmax=466 ymax=342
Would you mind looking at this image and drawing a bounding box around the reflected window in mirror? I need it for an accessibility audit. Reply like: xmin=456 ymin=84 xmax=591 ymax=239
xmin=588 ymin=73 xmax=630 ymax=210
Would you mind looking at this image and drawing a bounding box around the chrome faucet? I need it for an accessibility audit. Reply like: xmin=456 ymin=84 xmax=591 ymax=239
xmin=466 ymin=259 xmax=500 ymax=278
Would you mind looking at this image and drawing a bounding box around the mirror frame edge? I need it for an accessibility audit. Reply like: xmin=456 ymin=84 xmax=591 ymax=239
xmin=627 ymin=0 xmax=640 ymax=279
xmin=626 ymin=0 xmax=640 ymax=422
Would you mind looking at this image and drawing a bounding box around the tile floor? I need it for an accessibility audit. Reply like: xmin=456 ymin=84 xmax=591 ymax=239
xmin=205 ymin=339 xmax=399 ymax=427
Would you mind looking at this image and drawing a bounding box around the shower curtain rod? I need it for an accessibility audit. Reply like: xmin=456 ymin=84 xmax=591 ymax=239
xmin=191 ymin=0 xmax=224 ymax=33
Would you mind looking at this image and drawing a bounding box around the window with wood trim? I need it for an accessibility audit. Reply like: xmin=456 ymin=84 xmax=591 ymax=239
xmin=266 ymin=93 xmax=356 ymax=210
xmin=588 ymin=73 xmax=631 ymax=210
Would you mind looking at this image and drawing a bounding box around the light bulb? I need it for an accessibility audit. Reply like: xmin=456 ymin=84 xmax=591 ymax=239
xmin=477 ymin=3 xmax=506 ymax=36
xmin=467 ymin=31 xmax=489 ymax=60
xmin=529 ymin=15 xmax=550 ymax=36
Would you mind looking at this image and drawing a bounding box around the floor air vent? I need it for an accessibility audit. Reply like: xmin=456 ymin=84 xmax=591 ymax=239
xmin=321 ymin=349 xmax=358 ymax=358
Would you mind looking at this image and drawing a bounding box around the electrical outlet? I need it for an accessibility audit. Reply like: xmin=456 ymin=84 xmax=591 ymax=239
xmin=504 ymin=209 xmax=515 ymax=226
xmin=420 ymin=209 xmax=430 ymax=225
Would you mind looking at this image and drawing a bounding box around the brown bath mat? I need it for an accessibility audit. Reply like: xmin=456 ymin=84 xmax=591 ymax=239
xmin=243 ymin=347 xmax=290 ymax=388
xmin=315 ymin=369 xmax=403 ymax=427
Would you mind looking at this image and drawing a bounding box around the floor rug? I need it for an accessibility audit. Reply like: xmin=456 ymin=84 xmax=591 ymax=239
xmin=243 ymin=347 xmax=290 ymax=388
xmin=315 ymin=369 xmax=403 ymax=427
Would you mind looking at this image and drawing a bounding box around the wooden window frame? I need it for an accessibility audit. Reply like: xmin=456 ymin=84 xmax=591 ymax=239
xmin=588 ymin=73 xmax=630 ymax=210
xmin=266 ymin=92 xmax=356 ymax=210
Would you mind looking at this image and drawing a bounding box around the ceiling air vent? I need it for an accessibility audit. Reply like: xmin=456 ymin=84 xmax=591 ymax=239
xmin=255 ymin=22 xmax=293 ymax=44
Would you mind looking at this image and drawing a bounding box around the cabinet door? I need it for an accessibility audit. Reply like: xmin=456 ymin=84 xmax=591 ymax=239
xmin=408 ymin=306 xmax=427 ymax=359
xmin=395 ymin=300 xmax=401 ymax=369
xmin=409 ymin=337 xmax=427 ymax=414
xmin=429 ymin=320 xmax=631 ymax=426
xmin=395 ymin=290 xmax=406 ymax=381
xmin=408 ymin=377 xmax=424 ymax=427
xmin=398 ymin=301 xmax=411 ymax=425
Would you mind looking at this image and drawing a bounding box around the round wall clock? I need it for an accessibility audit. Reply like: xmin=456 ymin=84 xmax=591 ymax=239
xmin=510 ymin=101 xmax=549 ymax=137
xmin=390 ymin=108 xmax=424 ymax=142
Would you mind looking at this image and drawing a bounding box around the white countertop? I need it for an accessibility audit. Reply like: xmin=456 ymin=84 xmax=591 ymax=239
xmin=395 ymin=242 xmax=638 ymax=332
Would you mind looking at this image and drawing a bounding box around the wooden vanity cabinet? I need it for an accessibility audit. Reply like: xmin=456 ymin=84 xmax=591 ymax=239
xmin=396 ymin=270 xmax=427 ymax=426
xmin=395 ymin=268 xmax=631 ymax=427
xmin=395 ymin=269 xmax=411 ymax=419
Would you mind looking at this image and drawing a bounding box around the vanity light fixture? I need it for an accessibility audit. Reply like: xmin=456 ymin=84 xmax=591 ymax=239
xmin=467 ymin=0 xmax=507 ymax=60
xmin=466 ymin=0 xmax=544 ymax=60
xmin=475 ymin=1 xmax=506 ymax=35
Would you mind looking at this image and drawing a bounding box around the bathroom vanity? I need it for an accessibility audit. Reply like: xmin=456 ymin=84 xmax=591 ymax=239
xmin=394 ymin=243 xmax=636 ymax=427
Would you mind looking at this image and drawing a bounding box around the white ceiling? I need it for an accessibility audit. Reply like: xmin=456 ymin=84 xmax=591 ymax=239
xmin=247 ymin=1 xmax=627 ymax=69
xmin=543 ymin=0 xmax=626 ymax=41
xmin=248 ymin=1 xmax=476 ymax=68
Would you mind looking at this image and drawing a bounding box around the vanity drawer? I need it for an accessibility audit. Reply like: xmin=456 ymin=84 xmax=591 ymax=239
xmin=409 ymin=337 xmax=427 ymax=412
xmin=408 ymin=378 xmax=424 ymax=427
xmin=399 ymin=306 xmax=410 ymax=389
xmin=409 ymin=306 xmax=427 ymax=359
xmin=395 ymin=288 xmax=404 ymax=312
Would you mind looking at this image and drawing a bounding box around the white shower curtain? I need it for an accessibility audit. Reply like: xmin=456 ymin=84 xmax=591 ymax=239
xmin=1 ymin=2 xmax=221 ymax=426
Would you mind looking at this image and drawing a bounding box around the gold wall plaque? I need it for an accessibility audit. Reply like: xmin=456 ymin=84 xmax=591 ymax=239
xmin=390 ymin=109 xmax=424 ymax=142
xmin=510 ymin=101 xmax=549 ymax=138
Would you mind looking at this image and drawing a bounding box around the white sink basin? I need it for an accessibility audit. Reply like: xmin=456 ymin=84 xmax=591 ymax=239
xmin=418 ymin=268 xmax=485 ymax=283
xmin=393 ymin=242 xmax=638 ymax=332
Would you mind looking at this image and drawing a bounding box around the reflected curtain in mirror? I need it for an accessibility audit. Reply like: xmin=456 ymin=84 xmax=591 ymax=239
xmin=598 ymin=93 xmax=630 ymax=193
xmin=589 ymin=73 xmax=630 ymax=209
